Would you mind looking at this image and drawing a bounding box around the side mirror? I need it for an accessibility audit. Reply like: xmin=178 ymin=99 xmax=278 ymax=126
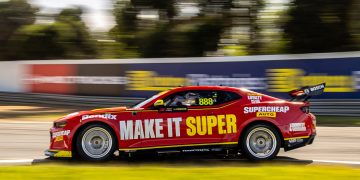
xmin=154 ymin=99 xmax=164 ymax=108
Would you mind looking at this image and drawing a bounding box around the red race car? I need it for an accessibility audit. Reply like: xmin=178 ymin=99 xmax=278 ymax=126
xmin=45 ymin=84 xmax=325 ymax=161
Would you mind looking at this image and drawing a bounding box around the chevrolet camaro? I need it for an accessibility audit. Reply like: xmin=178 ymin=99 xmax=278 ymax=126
xmin=45 ymin=84 xmax=325 ymax=161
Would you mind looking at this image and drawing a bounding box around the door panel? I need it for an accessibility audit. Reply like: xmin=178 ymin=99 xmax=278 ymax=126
xmin=138 ymin=105 xmax=235 ymax=148
xmin=120 ymin=90 xmax=242 ymax=149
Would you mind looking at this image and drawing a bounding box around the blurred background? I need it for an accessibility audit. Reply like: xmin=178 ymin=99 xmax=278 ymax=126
xmin=0 ymin=0 xmax=360 ymax=120
xmin=0 ymin=0 xmax=360 ymax=60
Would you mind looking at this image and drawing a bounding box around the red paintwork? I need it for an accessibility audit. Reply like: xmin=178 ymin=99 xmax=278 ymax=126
xmin=49 ymin=86 xmax=316 ymax=152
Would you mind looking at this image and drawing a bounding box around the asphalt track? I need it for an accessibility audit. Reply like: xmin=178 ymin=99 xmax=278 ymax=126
xmin=0 ymin=121 xmax=360 ymax=165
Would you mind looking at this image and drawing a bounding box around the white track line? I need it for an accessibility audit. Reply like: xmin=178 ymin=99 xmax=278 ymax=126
xmin=313 ymin=160 xmax=360 ymax=165
xmin=0 ymin=159 xmax=34 ymax=165
xmin=0 ymin=120 xmax=52 ymax=124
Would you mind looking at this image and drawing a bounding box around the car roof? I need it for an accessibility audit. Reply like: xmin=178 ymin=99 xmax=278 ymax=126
xmin=169 ymin=86 xmax=245 ymax=92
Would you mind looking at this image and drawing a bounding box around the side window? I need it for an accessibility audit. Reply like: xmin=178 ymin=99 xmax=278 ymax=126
xmin=196 ymin=91 xmax=218 ymax=106
xmin=163 ymin=90 xmax=241 ymax=107
xmin=216 ymin=91 xmax=241 ymax=104
xmin=164 ymin=91 xmax=217 ymax=107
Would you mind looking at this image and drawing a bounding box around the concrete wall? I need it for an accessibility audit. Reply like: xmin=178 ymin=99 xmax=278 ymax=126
xmin=0 ymin=62 xmax=25 ymax=92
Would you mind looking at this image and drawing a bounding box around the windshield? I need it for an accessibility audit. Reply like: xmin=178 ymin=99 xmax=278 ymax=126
xmin=132 ymin=94 xmax=161 ymax=109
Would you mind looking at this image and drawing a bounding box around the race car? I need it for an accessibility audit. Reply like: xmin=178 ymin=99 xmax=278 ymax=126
xmin=45 ymin=84 xmax=325 ymax=161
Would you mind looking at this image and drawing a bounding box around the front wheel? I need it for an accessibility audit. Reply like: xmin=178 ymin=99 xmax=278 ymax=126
xmin=76 ymin=123 xmax=117 ymax=161
xmin=240 ymin=124 xmax=281 ymax=161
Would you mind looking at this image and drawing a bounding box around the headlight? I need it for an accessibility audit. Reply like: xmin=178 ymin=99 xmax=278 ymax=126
xmin=54 ymin=120 xmax=67 ymax=128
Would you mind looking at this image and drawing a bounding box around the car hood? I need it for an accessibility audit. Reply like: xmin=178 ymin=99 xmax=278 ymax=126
xmin=56 ymin=107 xmax=130 ymax=122
xmin=88 ymin=107 xmax=128 ymax=113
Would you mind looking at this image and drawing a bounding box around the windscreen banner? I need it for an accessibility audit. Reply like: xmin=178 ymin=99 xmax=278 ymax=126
xmin=24 ymin=55 xmax=360 ymax=99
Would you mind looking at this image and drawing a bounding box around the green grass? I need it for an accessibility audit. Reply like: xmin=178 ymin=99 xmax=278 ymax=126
xmin=0 ymin=164 xmax=359 ymax=180
xmin=317 ymin=116 xmax=360 ymax=126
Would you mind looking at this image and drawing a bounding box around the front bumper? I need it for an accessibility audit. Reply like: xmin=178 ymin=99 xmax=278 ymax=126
xmin=45 ymin=149 xmax=72 ymax=158
xmin=284 ymin=134 xmax=316 ymax=151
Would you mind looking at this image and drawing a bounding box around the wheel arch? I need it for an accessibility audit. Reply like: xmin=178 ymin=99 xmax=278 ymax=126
xmin=239 ymin=120 xmax=285 ymax=148
xmin=71 ymin=120 xmax=119 ymax=157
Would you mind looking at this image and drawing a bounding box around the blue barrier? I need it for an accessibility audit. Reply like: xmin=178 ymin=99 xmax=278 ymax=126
xmin=26 ymin=54 xmax=360 ymax=99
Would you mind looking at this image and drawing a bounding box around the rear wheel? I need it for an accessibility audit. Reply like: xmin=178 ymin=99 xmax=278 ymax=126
xmin=76 ymin=123 xmax=116 ymax=161
xmin=240 ymin=124 xmax=281 ymax=161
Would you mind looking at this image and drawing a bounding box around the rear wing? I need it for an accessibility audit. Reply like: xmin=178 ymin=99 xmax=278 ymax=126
xmin=289 ymin=83 xmax=326 ymax=102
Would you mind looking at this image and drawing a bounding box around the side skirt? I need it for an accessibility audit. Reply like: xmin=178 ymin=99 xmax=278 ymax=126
xmin=119 ymin=142 xmax=239 ymax=155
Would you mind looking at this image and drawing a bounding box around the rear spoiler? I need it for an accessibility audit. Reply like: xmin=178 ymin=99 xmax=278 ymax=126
xmin=289 ymin=83 xmax=326 ymax=102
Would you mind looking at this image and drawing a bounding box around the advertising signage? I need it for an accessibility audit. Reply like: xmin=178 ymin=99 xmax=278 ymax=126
xmin=25 ymin=57 xmax=360 ymax=99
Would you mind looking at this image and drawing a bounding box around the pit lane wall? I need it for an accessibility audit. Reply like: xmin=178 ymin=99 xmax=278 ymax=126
xmin=1 ymin=51 xmax=360 ymax=100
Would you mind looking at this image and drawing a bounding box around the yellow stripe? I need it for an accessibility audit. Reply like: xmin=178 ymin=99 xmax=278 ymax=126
xmin=48 ymin=150 xmax=72 ymax=157
xmin=284 ymin=136 xmax=310 ymax=140
xmin=119 ymin=142 xmax=238 ymax=151
xmin=140 ymin=109 xmax=158 ymax=112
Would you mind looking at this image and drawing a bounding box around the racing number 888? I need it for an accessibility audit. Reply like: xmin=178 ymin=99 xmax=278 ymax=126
xmin=198 ymin=98 xmax=214 ymax=106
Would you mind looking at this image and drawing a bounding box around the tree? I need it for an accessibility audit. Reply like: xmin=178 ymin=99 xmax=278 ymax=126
xmin=282 ymin=0 xmax=353 ymax=53
xmin=6 ymin=7 xmax=97 ymax=60
xmin=0 ymin=0 xmax=37 ymax=59
xmin=138 ymin=17 xmax=224 ymax=57
xmin=349 ymin=0 xmax=360 ymax=50
xmin=111 ymin=0 xmax=227 ymax=58
xmin=53 ymin=8 xmax=97 ymax=59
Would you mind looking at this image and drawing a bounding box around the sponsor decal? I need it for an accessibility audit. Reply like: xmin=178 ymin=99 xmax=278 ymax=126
xmin=159 ymin=107 xmax=188 ymax=113
xmin=119 ymin=114 xmax=237 ymax=140
xmin=186 ymin=114 xmax=237 ymax=136
xmin=52 ymin=130 xmax=70 ymax=139
xmin=289 ymin=123 xmax=306 ymax=132
xmin=54 ymin=136 xmax=64 ymax=142
xmin=305 ymin=83 xmax=325 ymax=94
xmin=288 ymin=138 xmax=304 ymax=144
xmin=256 ymin=112 xmax=276 ymax=118
xmin=198 ymin=98 xmax=214 ymax=106
xmin=244 ymin=106 xmax=289 ymax=114
xmin=81 ymin=114 xmax=117 ymax=121
xmin=304 ymin=89 xmax=310 ymax=94
xmin=182 ymin=149 xmax=210 ymax=152
xmin=247 ymin=93 xmax=262 ymax=103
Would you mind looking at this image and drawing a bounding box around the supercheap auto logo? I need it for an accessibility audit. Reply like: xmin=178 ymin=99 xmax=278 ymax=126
xmin=119 ymin=114 xmax=237 ymax=140
xmin=243 ymin=106 xmax=290 ymax=118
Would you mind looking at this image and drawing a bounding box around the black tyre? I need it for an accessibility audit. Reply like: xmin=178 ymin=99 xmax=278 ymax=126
xmin=240 ymin=123 xmax=281 ymax=161
xmin=75 ymin=123 xmax=117 ymax=161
